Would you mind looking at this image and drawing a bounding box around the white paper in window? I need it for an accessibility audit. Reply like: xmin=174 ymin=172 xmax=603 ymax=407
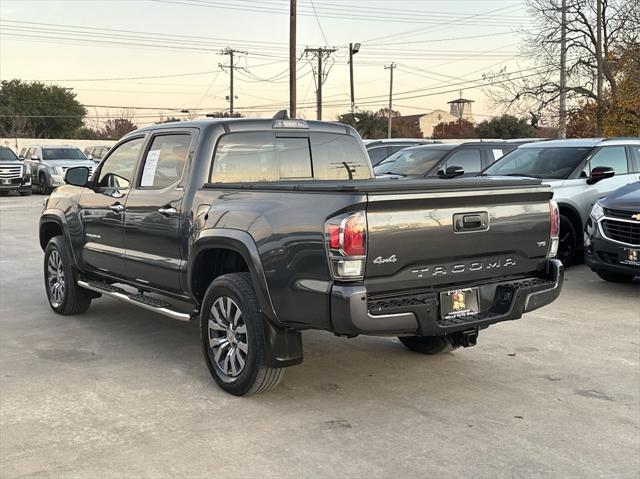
xmin=492 ymin=149 xmax=504 ymax=160
xmin=141 ymin=150 xmax=161 ymax=186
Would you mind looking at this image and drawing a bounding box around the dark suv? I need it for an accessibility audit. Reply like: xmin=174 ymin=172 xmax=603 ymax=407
xmin=374 ymin=142 xmax=518 ymax=179
xmin=0 ymin=147 xmax=31 ymax=196
xmin=584 ymin=182 xmax=639 ymax=282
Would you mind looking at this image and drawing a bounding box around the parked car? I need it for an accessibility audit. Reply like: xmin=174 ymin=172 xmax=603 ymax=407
xmin=22 ymin=145 xmax=96 ymax=194
xmin=374 ymin=142 xmax=518 ymax=179
xmin=84 ymin=145 xmax=112 ymax=163
xmin=364 ymin=139 xmax=440 ymax=166
xmin=0 ymin=146 xmax=31 ymax=196
xmin=40 ymin=118 xmax=563 ymax=396
xmin=584 ymin=181 xmax=639 ymax=282
xmin=481 ymin=138 xmax=640 ymax=265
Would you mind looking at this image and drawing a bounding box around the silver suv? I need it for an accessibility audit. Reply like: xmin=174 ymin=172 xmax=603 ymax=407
xmin=482 ymin=138 xmax=640 ymax=265
xmin=21 ymin=145 xmax=96 ymax=194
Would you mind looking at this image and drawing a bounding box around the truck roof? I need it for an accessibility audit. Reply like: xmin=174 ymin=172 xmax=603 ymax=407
xmin=134 ymin=118 xmax=353 ymax=136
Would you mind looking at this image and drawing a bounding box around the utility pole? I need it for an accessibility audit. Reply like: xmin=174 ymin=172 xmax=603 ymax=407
xmin=219 ymin=48 xmax=245 ymax=116
xmin=384 ymin=63 xmax=396 ymax=139
xmin=349 ymin=43 xmax=361 ymax=115
xmin=558 ymin=0 xmax=567 ymax=139
xmin=290 ymin=0 xmax=297 ymax=118
xmin=596 ymin=0 xmax=603 ymax=136
xmin=304 ymin=47 xmax=336 ymax=120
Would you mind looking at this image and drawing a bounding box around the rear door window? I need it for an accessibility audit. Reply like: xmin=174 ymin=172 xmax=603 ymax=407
xmin=139 ymin=134 xmax=190 ymax=188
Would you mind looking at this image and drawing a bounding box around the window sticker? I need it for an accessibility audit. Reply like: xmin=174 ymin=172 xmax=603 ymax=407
xmin=141 ymin=149 xmax=161 ymax=186
xmin=492 ymin=149 xmax=504 ymax=160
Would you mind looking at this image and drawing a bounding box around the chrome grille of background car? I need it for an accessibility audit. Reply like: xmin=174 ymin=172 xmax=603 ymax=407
xmin=0 ymin=166 xmax=23 ymax=179
xmin=604 ymin=208 xmax=636 ymax=221
xmin=601 ymin=219 xmax=640 ymax=246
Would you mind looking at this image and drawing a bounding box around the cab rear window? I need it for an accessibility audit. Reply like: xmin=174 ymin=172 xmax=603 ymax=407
xmin=210 ymin=132 xmax=370 ymax=183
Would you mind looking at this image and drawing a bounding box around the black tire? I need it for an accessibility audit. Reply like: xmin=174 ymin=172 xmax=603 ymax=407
xmin=19 ymin=189 xmax=32 ymax=196
xmin=44 ymin=236 xmax=92 ymax=315
xmin=39 ymin=173 xmax=52 ymax=195
xmin=557 ymin=214 xmax=577 ymax=266
xmin=200 ymin=272 xmax=285 ymax=396
xmin=595 ymin=270 xmax=635 ymax=283
xmin=399 ymin=335 xmax=459 ymax=354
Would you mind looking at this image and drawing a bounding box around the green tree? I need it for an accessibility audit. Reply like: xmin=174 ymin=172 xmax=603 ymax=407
xmin=432 ymin=119 xmax=477 ymax=139
xmin=475 ymin=114 xmax=534 ymax=139
xmin=75 ymin=127 xmax=99 ymax=140
xmin=0 ymin=80 xmax=86 ymax=138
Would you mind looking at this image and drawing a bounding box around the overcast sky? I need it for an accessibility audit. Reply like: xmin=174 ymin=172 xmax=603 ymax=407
xmin=0 ymin=0 xmax=533 ymax=125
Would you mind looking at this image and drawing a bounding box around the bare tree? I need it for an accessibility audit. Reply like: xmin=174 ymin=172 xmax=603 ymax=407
xmin=486 ymin=0 xmax=639 ymax=132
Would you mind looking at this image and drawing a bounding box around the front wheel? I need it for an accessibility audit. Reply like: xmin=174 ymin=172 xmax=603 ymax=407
xmin=557 ymin=215 xmax=577 ymax=266
xmin=19 ymin=189 xmax=32 ymax=196
xmin=200 ymin=273 xmax=285 ymax=396
xmin=44 ymin=236 xmax=92 ymax=314
xmin=595 ymin=270 xmax=635 ymax=283
xmin=398 ymin=335 xmax=459 ymax=354
xmin=39 ymin=173 xmax=52 ymax=195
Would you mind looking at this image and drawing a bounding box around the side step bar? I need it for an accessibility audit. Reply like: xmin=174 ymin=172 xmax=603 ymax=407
xmin=78 ymin=280 xmax=194 ymax=322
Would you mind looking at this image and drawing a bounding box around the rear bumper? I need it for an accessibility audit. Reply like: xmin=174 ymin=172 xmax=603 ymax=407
xmin=330 ymin=259 xmax=563 ymax=336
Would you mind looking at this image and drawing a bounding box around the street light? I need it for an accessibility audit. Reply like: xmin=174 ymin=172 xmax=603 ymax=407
xmin=349 ymin=42 xmax=361 ymax=115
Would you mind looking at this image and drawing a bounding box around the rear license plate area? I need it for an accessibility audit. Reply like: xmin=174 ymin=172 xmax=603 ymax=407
xmin=440 ymin=287 xmax=480 ymax=320
xmin=619 ymin=247 xmax=640 ymax=266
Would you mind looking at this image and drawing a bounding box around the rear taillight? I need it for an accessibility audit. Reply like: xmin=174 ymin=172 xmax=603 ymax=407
xmin=548 ymin=200 xmax=559 ymax=258
xmin=325 ymin=211 xmax=367 ymax=280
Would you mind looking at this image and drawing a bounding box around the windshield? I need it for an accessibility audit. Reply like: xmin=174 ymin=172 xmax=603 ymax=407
xmin=373 ymin=147 xmax=451 ymax=176
xmin=0 ymin=148 xmax=18 ymax=161
xmin=482 ymin=146 xmax=593 ymax=179
xmin=42 ymin=148 xmax=87 ymax=161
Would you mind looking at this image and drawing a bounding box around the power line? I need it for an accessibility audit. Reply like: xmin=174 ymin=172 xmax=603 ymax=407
xmin=308 ymin=0 xmax=329 ymax=45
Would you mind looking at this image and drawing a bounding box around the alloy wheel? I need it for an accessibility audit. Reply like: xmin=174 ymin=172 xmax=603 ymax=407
xmin=47 ymin=249 xmax=65 ymax=307
xmin=207 ymin=296 xmax=248 ymax=381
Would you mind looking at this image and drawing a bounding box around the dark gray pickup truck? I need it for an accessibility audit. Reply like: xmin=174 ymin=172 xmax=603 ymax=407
xmin=39 ymin=118 xmax=563 ymax=395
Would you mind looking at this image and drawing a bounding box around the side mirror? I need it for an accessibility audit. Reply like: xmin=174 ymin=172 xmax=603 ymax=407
xmin=87 ymin=154 xmax=93 ymax=161
xmin=31 ymin=155 xmax=39 ymax=161
xmin=439 ymin=165 xmax=465 ymax=179
xmin=64 ymin=166 xmax=90 ymax=187
xmin=18 ymin=156 xmax=24 ymax=160
xmin=587 ymin=166 xmax=615 ymax=185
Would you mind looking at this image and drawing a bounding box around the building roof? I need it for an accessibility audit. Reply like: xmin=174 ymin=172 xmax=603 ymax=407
xmin=447 ymin=98 xmax=474 ymax=104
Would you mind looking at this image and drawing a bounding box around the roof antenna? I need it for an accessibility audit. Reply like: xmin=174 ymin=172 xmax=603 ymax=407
xmin=273 ymin=110 xmax=289 ymax=120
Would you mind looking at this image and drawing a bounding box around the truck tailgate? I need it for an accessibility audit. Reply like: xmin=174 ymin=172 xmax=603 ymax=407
xmin=365 ymin=183 xmax=553 ymax=294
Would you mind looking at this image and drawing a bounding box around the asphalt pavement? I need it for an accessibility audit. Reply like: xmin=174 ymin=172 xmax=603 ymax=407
xmin=1 ymin=193 xmax=639 ymax=479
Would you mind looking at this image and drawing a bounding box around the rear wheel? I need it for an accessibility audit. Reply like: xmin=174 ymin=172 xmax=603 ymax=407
xmin=557 ymin=214 xmax=577 ymax=266
xmin=398 ymin=335 xmax=459 ymax=354
xmin=44 ymin=236 xmax=92 ymax=314
xmin=200 ymin=273 xmax=285 ymax=396
xmin=595 ymin=270 xmax=635 ymax=283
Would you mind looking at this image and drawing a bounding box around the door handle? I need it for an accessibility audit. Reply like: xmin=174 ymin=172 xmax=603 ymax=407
xmin=110 ymin=203 xmax=125 ymax=213
xmin=158 ymin=207 xmax=177 ymax=217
